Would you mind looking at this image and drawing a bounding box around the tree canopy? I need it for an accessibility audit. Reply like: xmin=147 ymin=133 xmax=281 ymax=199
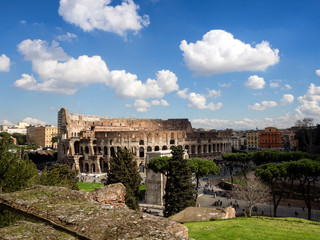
xmin=163 ymin=146 xmax=195 ymax=217
xmin=107 ymin=148 xmax=141 ymax=210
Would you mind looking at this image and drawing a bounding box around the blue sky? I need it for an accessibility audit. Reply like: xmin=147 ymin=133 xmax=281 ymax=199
xmin=1 ymin=0 xmax=320 ymax=130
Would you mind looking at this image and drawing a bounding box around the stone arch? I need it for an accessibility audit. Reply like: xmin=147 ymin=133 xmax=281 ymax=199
xmin=99 ymin=158 xmax=105 ymax=173
xmin=170 ymin=139 xmax=175 ymax=144
xmin=80 ymin=146 xmax=83 ymax=154
xmin=93 ymin=140 xmax=97 ymax=145
xmin=79 ymin=157 xmax=84 ymax=172
xmin=91 ymin=163 xmax=96 ymax=173
xmin=85 ymin=163 xmax=89 ymax=173
xmin=85 ymin=146 xmax=89 ymax=154
xmin=191 ymin=145 xmax=195 ymax=154
xmin=197 ymin=145 xmax=201 ymax=154
xmin=104 ymin=146 xmax=108 ymax=156
xmin=155 ymin=146 xmax=160 ymax=151
xmin=94 ymin=146 xmax=97 ymax=155
xmin=147 ymin=146 xmax=152 ymax=152
xmin=110 ymin=147 xmax=115 ymax=156
xmin=185 ymin=145 xmax=189 ymax=153
xmin=208 ymin=145 xmax=212 ymax=153
xmin=74 ymin=141 xmax=80 ymax=154
xmin=139 ymin=147 xmax=145 ymax=157
xmin=139 ymin=140 xmax=144 ymax=145
xmin=203 ymin=144 xmax=207 ymax=153
xmin=162 ymin=145 xmax=168 ymax=150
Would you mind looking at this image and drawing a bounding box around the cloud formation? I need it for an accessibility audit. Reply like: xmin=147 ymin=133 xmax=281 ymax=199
xmin=245 ymin=75 xmax=265 ymax=89
xmin=177 ymin=88 xmax=222 ymax=111
xmin=296 ymin=83 xmax=320 ymax=117
xmin=22 ymin=117 xmax=46 ymax=126
xmin=316 ymin=69 xmax=320 ymax=76
xmin=126 ymin=98 xmax=169 ymax=112
xmin=58 ymin=0 xmax=150 ymax=37
xmin=180 ymin=30 xmax=279 ymax=75
xmin=14 ymin=39 xmax=179 ymax=99
xmin=56 ymin=32 xmax=78 ymax=42
xmin=249 ymin=94 xmax=294 ymax=110
xmin=192 ymin=113 xmax=299 ymax=130
xmin=0 ymin=120 xmax=13 ymax=126
xmin=0 ymin=54 xmax=10 ymax=72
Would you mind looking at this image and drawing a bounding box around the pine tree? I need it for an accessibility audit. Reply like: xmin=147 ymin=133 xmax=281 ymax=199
xmin=164 ymin=146 xmax=196 ymax=217
xmin=107 ymin=148 xmax=141 ymax=210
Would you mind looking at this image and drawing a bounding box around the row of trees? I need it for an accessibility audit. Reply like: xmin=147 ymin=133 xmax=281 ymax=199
xmin=256 ymin=159 xmax=320 ymax=220
xmin=223 ymin=150 xmax=320 ymax=220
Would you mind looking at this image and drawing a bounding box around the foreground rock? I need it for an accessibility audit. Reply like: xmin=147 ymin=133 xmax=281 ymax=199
xmin=170 ymin=206 xmax=236 ymax=223
xmin=0 ymin=185 xmax=188 ymax=239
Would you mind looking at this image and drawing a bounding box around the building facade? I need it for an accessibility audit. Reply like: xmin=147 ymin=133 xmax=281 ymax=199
xmin=246 ymin=130 xmax=259 ymax=150
xmin=27 ymin=125 xmax=58 ymax=148
xmin=58 ymin=108 xmax=232 ymax=174
xmin=259 ymin=127 xmax=282 ymax=149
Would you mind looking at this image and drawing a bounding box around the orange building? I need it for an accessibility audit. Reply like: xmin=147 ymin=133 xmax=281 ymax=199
xmin=259 ymin=127 xmax=282 ymax=149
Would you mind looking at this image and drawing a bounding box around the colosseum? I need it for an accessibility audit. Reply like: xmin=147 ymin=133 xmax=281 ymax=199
xmin=58 ymin=108 xmax=232 ymax=174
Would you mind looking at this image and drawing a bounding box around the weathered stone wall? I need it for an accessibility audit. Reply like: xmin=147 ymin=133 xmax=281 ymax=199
xmin=0 ymin=185 xmax=189 ymax=240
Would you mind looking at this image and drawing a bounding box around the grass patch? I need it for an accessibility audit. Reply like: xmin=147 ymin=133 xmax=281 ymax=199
xmin=77 ymin=182 xmax=104 ymax=193
xmin=184 ymin=217 xmax=320 ymax=240
xmin=140 ymin=185 xmax=146 ymax=191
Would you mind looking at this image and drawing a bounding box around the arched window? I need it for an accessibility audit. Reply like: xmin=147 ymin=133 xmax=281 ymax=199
xmin=85 ymin=146 xmax=89 ymax=154
xmin=104 ymin=146 xmax=108 ymax=156
xmin=203 ymin=145 xmax=207 ymax=153
xmin=93 ymin=140 xmax=97 ymax=145
xmin=185 ymin=145 xmax=189 ymax=153
xmin=110 ymin=147 xmax=115 ymax=156
xmin=170 ymin=139 xmax=175 ymax=144
xmin=191 ymin=145 xmax=195 ymax=154
xmin=80 ymin=147 xmax=83 ymax=155
xmin=91 ymin=164 xmax=96 ymax=173
xmin=94 ymin=146 xmax=97 ymax=155
xmin=98 ymin=146 xmax=102 ymax=154
xmin=198 ymin=145 xmax=202 ymax=153
xmin=162 ymin=146 xmax=168 ymax=150
xmin=155 ymin=146 xmax=160 ymax=151
xmin=85 ymin=163 xmax=89 ymax=173
xmin=208 ymin=145 xmax=212 ymax=153
xmin=139 ymin=140 xmax=144 ymax=145
xmin=139 ymin=147 xmax=144 ymax=158
xmin=147 ymin=146 xmax=152 ymax=152
xmin=74 ymin=141 xmax=80 ymax=154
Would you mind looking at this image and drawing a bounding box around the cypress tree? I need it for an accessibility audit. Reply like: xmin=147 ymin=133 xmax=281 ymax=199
xmin=107 ymin=148 xmax=141 ymax=210
xmin=164 ymin=146 xmax=196 ymax=217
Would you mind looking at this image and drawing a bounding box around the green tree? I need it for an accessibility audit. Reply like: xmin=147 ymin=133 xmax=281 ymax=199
xmin=107 ymin=148 xmax=141 ymax=210
xmin=39 ymin=163 xmax=79 ymax=190
xmin=12 ymin=133 xmax=24 ymax=145
xmin=147 ymin=156 xmax=171 ymax=176
xmin=255 ymin=163 xmax=288 ymax=217
xmin=285 ymin=159 xmax=320 ymax=220
xmin=0 ymin=136 xmax=38 ymax=193
xmin=163 ymin=146 xmax=195 ymax=217
xmin=187 ymin=157 xmax=220 ymax=200
xmin=222 ymin=153 xmax=253 ymax=183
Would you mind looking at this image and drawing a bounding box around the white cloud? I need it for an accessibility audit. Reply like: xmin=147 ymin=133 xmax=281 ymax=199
xmin=245 ymin=75 xmax=265 ymax=89
xmin=207 ymin=89 xmax=221 ymax=98
xmin=14 ymin=39 xmax=179 ymax=99
xmin=282 ymin=84 xmax=292 ymax=90
xmin=0 ymin=120 xmax=14 ymax=126
xmin=22 ymin=117 xmax=46 ymax=125
xmin=192 ymin=113 xmax=299 ymax=130
xmin=248 ymin=101 xmax=277 ymax=111
xmin=58 ymin=0 xmax=150 ymax=37
xmin=177 ymin=88 xmax=222 ymax=111
xmin=296 ymin=83 xmax=320 ymax=118
xmin=56 ymin=32 xmax=78 ymax=42
xmin=126 ymin=98 xmax=169 ymax=112
xmin=180 ymin=30 xmax=279 ymax=76
xmin=279 ymin=94 xmax=294 ymax=106
xmin=316 ymin=69 xmax=320 ymax=76
xmin=218 ymin=82 xmax=231 ymax=88
xmin=270 ymin=82 xmax=279 ymax=88
xmin=0 ymin=54 xmax=10 ymax=72
xmin=249 ymin=94 xmax=294 ymax=111
xmin=151 ymin=99 xmax=169 ymax=106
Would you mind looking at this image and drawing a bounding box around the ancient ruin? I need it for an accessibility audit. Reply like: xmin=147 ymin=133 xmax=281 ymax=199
xmin=58 ymin=108 xmax=232 ymax=174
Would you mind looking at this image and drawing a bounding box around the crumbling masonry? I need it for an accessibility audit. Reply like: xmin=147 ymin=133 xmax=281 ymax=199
xmin=58 ymin=108 xmax=232 ymax=174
